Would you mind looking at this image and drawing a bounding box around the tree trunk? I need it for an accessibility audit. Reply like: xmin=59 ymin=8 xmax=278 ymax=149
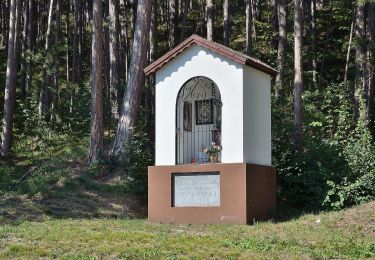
xmin=150 ymin=0 xmax=157 ymax=62
xmin=223 ymin=0 xmax=229 ymax=46
xmin=293 ymin=0 xmax=304 ymax=150
xmin=109 ymin=0 xmax=120 ymax=119
xmin=310 ymin=0 xmax=317 ymax=87
xmin=344 ymin=13 xmax=354 ymax=89
xmin=72 ymin=0 xmax=81 ymax=85
xmin=179 ymin=0 xmax=188 ymax=41
xmin=88 ymin=0 xmax=104 ymax=164
xmin=245 ymin=0 xmax=253 ymax=55
xmin=367 ymin=3 xmax=375 ymax=131
xmin=51 ymin=0 xmax=61 ymax=123
xmin=104 ymin=0 xmax=111 ymax=118
xmin=38 ymin=0 xmax=54 ymax=119
xmin=19 ymin=0 xmax=28 ymax=100
xmin=25 ymin=0 xmax=35 ymax=98
xmin=1 ymin=0 xmax=21 ymax=157
xmin=271 ymin=0 xmax=278 ymax=46
xmin=354 ymin=4 xmax=365 ymax=121
xmin=275 ymin=0 xmax=287 ymax=99
xmin=112 ymin=0 xmax=152 ymax=157
xmin=120 ymin=0 xmax=129 ymax=83
xmin=206 ymin=0 xmax=213 ymax=41
xmin=168 ymin=0 xmax=176 ymax=48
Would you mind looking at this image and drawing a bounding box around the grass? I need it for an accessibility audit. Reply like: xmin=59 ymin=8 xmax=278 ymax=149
xmin=0 ymin=134 xmax=146 ymax=224
xmin=0 ymin=202 xmax=374 ymax=259
xmin=0 ymin=134 xmax=374 ymax=259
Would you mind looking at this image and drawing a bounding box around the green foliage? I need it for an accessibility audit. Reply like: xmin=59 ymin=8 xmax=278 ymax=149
xmin=122 ymin=109 xmax=154 ymax=196
xmin=273 ymin=83 xmax=375 ymax=211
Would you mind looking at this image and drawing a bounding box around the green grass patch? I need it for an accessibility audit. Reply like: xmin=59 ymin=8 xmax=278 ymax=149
xmin=0 ymin=202 xmax=374 ymax=259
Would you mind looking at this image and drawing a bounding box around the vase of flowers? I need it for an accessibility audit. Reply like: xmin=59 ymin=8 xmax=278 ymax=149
xmin=204 ymin=142 xmax=222 ymax=163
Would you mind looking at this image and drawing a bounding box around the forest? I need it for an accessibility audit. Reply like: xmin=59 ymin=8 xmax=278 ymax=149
xmin=0 ymin=0 xmax=374 ymax=213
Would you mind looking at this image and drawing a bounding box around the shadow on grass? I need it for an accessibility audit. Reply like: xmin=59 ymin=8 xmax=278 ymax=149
xmin=0 ymin=151 xmax=147 ymax=225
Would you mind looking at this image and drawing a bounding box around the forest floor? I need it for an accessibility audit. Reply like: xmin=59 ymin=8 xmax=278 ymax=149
xmin=0 ymin=137 xmax=374 ymax=259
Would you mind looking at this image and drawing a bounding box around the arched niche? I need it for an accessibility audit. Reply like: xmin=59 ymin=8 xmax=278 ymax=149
xmin=175 ymin=76 xmax=222 ymax=164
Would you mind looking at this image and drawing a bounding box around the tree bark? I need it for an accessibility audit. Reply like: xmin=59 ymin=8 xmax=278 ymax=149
xmin=180 ymin=0 xmax=188 ymax=42
xmin=25 ymin=0 xmax=35 ymax=98
xmin=19 ymin=0 xmax=28 ymax=100
xmin=245 ymin=0 xmax=253 ymax=55
xmin=88 ymin=0 xmax=104 ymax=164
xmin=206 ymin=0 xmax=213 ymax=41
xmin=293 ymin=0 xmax=304 ymax=150
xmin=1 ymin=0 xmax=21 ymax=156
xmin=72 ymin=0 xmax=81 ymax=86
xmin=367 ymin=3 xmax=375 ymax=131
xmin=168 ymin=0 xmax=176 ymax=48
xmin=38 ymin=0 xmax=54 ymax=119
xmin=104 ymin=0 xmax=111 ymax=118
xmin=344 ymin=13 xmax=354 ymax=89
xmin=310 ymin=0 xmax=317 ymax=87
xmin=51 ymin=0 xmax=61 ymax=123
xmin=223 ymin=0 xmax=229 ymax=46
xmin=112 ymin=0 xmax=152 ymax=157
xmin=354 ymin=4 xmax=365 ymax=121
xmin=271 ymin=0 xmax=278 ymax=46
xmin=109 ymin=0 xmax=120 ymax=119
xmin=275 ymin=0 xmax=287 ymax=99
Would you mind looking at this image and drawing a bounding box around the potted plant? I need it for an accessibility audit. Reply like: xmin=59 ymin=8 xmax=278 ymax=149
xmin=204 ymin=142 xmax=222 ymax=163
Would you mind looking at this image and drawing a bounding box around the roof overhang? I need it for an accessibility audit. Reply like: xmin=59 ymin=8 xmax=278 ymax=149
xmin=144 ymin=34 xmax=278 ymax=77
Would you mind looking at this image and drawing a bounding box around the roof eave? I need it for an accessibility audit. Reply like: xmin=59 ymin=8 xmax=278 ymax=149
xmin=144 ymin=34 xmax=278 ymax=77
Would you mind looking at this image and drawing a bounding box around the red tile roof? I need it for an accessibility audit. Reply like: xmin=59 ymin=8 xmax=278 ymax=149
xmin=144 ymin=34 xmax=278 ymax=77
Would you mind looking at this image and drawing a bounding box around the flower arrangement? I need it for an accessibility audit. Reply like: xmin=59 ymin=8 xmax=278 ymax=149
xmin=203 ymin=142 xmax=222 ymax=155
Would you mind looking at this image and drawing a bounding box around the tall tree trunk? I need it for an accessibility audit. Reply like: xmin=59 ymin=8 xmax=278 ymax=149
xmin=245 ymin=0 xmax=253 ymax=55
xmin=367 ymin=2 xmax=375 ymax=131
xmin=109 ymin=0 xmax=120 ymax=119
xmin=25 ymin=0 xmax=35 ymax=98
xmin=271 ymin=0 xmax=278 ymax=47
xmin=354 ymin=4 xmax=365 ymax=121
xmin=275 ymin=0 xmax=287 ymax=99
xmin=19 ymin=0 xmax=28 ymax=100
xmin=223 ymin=0 xmax=229 ymax=46
xmin=206 ymin=0 xmax=213 ymax=41
xmin=1 ymin=0 xmax=21 ymax=156
xmin=168 ymin=0 xmax=176 ymax=48
xmin=317 ymin=2 xmax=332 ymax=89
xmin=293 ymin=0 xmax=304 ymax=150
xmin=88 ymin=0 xmax=104 ymax=164
xmin=104 ymin=0 xmax=111 ymax=118
xmin=149 ymin=0 xmax=157 ymax=139
xmin=39 ymin=0 xmax=54 ymax=119
xmin=180 ymin=0 xmax=188 ymax=41
xmin=120 ymin=0 xmax=129 ymax=83
xmin=310 ymin=0 xmax=317 ymax=87
xmin=72 ymin=0 xmax=81 ymax=86
xmin=51 ymin=0 xmax=61 ymax=123
xmin=112 ymin=0 xmax=152 ymax=157
xmin=150 ymin=0 xmax=157 ymax=62
xmin=344 ymin=13 xmax=354 ymax=89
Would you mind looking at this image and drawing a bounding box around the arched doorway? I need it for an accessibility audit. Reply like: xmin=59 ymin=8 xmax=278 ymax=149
xmin=176 ymin=76 xmax=222 ymax=164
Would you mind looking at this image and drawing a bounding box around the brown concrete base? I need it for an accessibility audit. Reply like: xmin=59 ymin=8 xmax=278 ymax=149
xmin=148 ymin=163 xmax=276 ymax=224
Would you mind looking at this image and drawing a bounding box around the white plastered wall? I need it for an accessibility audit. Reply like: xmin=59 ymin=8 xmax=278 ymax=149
xmin=243 ymin=66 xmax=272 ymax=165
xmin=155 ymin=44 xmax=244 ymax=165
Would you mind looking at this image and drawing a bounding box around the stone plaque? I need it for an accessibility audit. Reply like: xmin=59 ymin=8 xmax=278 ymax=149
xmin=172 ymin=172 xmax=220 ymax=207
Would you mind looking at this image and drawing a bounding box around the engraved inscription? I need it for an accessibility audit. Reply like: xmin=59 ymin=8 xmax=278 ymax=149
xmin=173 ymin=173 xmax=220 ymax=207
